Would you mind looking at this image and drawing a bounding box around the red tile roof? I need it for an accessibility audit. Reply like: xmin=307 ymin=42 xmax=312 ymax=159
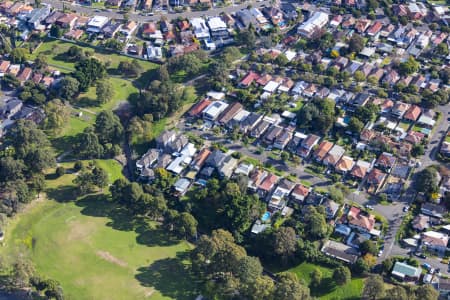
xmin=240 ymin=71 xmax=260 ymax=87
xmin=403 ymin=105 xmax=422 ymax=121
xmin=188 ymin=98 xmax=211 ymax=117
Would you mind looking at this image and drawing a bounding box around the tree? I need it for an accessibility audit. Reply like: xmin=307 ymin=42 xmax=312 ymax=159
xmin=91 ymin=164 xmax=108 ymax=189
xmin=348 ymin=117 xmax=364 ymax=134
xmin=362 ymin=275 xmax=385 ymax=300
xmin=355 ymin=103 xmax=379 ymax=123
xmin=354 ymin=70 xmax=366 ymax=82
xmin=436 ymin=42 xmax=449 ymax=56
xmin=310 ymin=269 xmax=322 ymax=288
xmin=304 ymin=206 xmax=329 ymax=239
xmin=381 ymin=257 xmax=394 ymax=274
xmin=237 ymin=29 xmax=256 ymax=49
xmin=42 ymin=99 xmax=70 ymax=134
xmin=49 ymin=24 xmax=62 ymax=38
xmin=273 ymin=227 xmax=297 ymax=263
xmin=274 ymin=272 xmax=310 ymax=300
xmin=74 ymin=128 xmax=104 ymax=159
xmin=275 ymin=53 xmax=289 ymax=66
xmin=333 ymin=266 xmax=351 ymax=285
xmin=236 ymin=256 xmax=263 ymax=285
xmin=174 ymin=212 xmax=197 ymax=239
xmin=349 ymin=34 xmax=365 ymax=53
xmin=8 ymin=120 xmax=55 ymax=172
xmin=2 ymin=73 xmax=20 ymax=89
xmin=73 ymin=58 xmax=106 ymax=92
xmin=360 ymin=240 xmax=377 ymax=255
xmin=34 ymin=54 xmax=48 ymax=70
xmin=67 ymin=46 xmax=85 ymax=61
xmin=246 ymin=275 xmax=275 ymax=300
xmin=415 ymin=167 xmax=439 ymax=196
xmin=118 ymin=60 xmax=143 ymax=77
xmin=59 ymin=76 xmax=80 ymax=100
xmin=415 ymin=284 xmax=439 ymax=300
xmin=399 ymin=56 xmax=420 ymax=75
xmin=10 ymin=48 xmax=28 ymax=64
xmin=96 ymin=80 xmax=114 ymax=104
xmin=0 ymin=157 xmax=25 ymax=182
xmin=55 ymin=166 xmax=65 ymax=177
xmin=94 ymin=111 xmax=124 ymax=146
xmin=31 ymin=173 xmax=45 ymax=198
xmin=385 ymin=286 xmax=408 ymax=300
xmin=411 ymin=144 xmax=425 ymax=157
xmin=209 ymin=60 xmax=229 ymax=86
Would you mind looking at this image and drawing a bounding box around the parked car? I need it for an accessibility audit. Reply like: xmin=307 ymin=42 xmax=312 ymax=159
xmin=403 ymin=205 xmax=410 ymax=212
xmin=422 ymin=263 xmax=432 ymax=270
xmin=416 ymin=252 xmax=427 ymax=259
xmin=365 ymin=204 xmax=374 ymax=210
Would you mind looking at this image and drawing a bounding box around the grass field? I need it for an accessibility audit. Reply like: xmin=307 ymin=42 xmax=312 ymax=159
xmin=289 ymin=262 xmax=364 ymax=300
xmin=30 ymin=39 xmax=157 ymax=72
xmin=76 ymin=77 xmax=138 ymax=112
xmin=1 ymin=161 xmax=198 ymax=300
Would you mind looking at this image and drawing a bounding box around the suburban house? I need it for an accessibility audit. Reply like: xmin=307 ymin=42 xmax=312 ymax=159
xmin=421 ymin=231 xmax=449 ymax=254
xmin=335 ymin=156 xmax=355 ymax=174
xmin=375 ymin=152 xmax=397 ymax=173
xmin=258 ymin=173 xmax=279 ymax=198
xmin=297 ymin=11 xmax=329 ymax=38
xmin=203 ymin=101 xmax=229 ymax=121
xmin=217 ymin=102 xmax=243 ymax=125
xmin=191 ymin=148 xmax=211 ymax=171
xmin=412 ymin=214 xmax=430 ymax=231
xmin=298 ymin=134 xmax=320 ymax=158
xmin=366 ymin=168 xmax=387 ymax=194
xmin=313 ymin=141 xmax=333 ymax=162
xmin=421 ymin=202 xmax=446 ymax=219
xmin=321 ymin=240 xmax=360 ymax=264
xmin=323 ymin=145 xmax=345 ymax=166
xmin=290 ymin=184 xmax=310 ymax=203
xmin=323 ymin=199 xmax=340 ymax=219
xmin=347 ymin=206 xmax=375 ymax=234
xmin=391 ymin=262 xmax=422 ymax=281
xmin=136 ymin=148 xmax=159 ymax=172
xmin=350 ymin=160 xmax=372 ymax=180
xmin=218 ymin=156 xmax=238 ymax=178
xmin=403 ymin=105 xmax=422 ymax=122
xmin=273 ymin=128 xmax=293 ymax=150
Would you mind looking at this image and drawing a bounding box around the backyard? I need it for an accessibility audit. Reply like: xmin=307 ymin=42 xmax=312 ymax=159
xmin=289 ymin=262 xmax=364 ymax=300
xmin=0 ymin=161 xmax=199 ymax=300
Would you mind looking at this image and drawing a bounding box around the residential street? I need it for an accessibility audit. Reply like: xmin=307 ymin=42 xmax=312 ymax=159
xmin=35 ymin=0 xmax=272 ymax=22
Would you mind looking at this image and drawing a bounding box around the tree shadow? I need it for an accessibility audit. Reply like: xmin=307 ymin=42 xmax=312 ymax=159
xmin=51 ymin=135 xmax=77 ymax=155
xmin=74 ymin=96 xmax=100 ymax=108
xmin=46 ymin=185 xmax=78 ymax=203
xmin=311 ymin=277 xmax=336 ymax=297
xmin=135 ymin=223 xmax=180 ymax=247
xmin=135 ymin=252 xmax=199 ymax=300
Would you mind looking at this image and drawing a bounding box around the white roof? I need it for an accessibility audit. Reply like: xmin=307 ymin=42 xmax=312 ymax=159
xmin=298 ymin=11 xmax=328 ymax=36
xmin=232 ymin=109 xmax=250 ymax=122
xmin=208 ymin=17 xmax=227 ymax=31
xmin=281 ymin=111 xmax=296 ymax=119
xmin=207 ymin=91 xmax=225 ymax=100
xmin=166 ymin=156 xmax=185 ymax=174
xmin=203 ymin=101 xmax=228 ymax=120
xmin=88 ymin=15 xmax=109 ymax=28
xmin=180 ymin=143 xmax=196 ymax=157
xmin=284 ymin=50 xmax=297 ymax=61
xmin=191 ymin=17 xmax=210 ymax=39
xmin=263 ymin=81 xmax=280 ymax=93
xmin=418 ymin=115 xmax=436 ymax=126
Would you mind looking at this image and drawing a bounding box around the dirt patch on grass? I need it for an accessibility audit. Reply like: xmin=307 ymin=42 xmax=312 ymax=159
xmin=66 ymin=220 xmax=97 ymax=241
xmin=96 ymin=250 xmax=128 ymax=267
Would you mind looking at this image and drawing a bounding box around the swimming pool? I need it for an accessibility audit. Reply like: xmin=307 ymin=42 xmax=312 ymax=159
xmin=261 ymin=211 xmax=271 ymax=222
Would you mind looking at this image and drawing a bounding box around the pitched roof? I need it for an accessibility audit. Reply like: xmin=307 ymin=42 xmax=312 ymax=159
xmin=259 ymin=173 xmax=279 ymax=192
xmin=314 ymin=141 xmax=333 ymax=161
xmin=188 ymin=98 xmax=212 ymax=117
xmin=368 ymin=167 xmax=386 ymax=184
xmin=347 ymin=206 xmax=375 ymax=232
xmin=291 ymin=184 xmax=310 ymax=197
xmin=240 ymin=71 xmax=260 ymax=87
xmin=422 ymin=231 xmax=449 ymax=247
xmin=376 ymin=152 xmax=396 ymax=168
xmin=335 ymin=156 xmax=355 ymax=172
xmin=403 ymin=105 xmax=422 ymax=121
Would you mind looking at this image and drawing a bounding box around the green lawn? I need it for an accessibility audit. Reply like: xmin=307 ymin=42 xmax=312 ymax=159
xmin=289 ymin=263 xmax=364 ymax=300
xmin=30 ymin=39 xmax=158 ymax=72
xmin=398 ymin=121 xmax=411 ymax=131
xmin=77 ymin=77 xmax=138 ymax=112
xmin=445 ymin=135 xmax=450 ymax=143
xmin=1 ymin=165 xmax=198 ymax=300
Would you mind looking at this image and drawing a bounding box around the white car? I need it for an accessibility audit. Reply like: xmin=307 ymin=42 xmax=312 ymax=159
xmin=365 ymin=204 xmax=374 ymax=210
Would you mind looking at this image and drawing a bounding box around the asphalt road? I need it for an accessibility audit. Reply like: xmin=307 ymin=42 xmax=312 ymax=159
xmin=36 ymin=0 xmax=271 ymax=22
xmin=377 ymin=103 xmax=450 ymax=272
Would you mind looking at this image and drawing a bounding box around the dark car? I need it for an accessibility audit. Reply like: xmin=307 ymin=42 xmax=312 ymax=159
xmin=418 ymin=253 xmax=427 ymax=259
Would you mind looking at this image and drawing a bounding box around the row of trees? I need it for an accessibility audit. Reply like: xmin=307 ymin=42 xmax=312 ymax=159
xmin=0 ymin=120 xmax=55 ymax=215
xmin=191 ymin=229 xmax=311 ymax=300
xmin=73 ymin=110 xmax=124 ymax=159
